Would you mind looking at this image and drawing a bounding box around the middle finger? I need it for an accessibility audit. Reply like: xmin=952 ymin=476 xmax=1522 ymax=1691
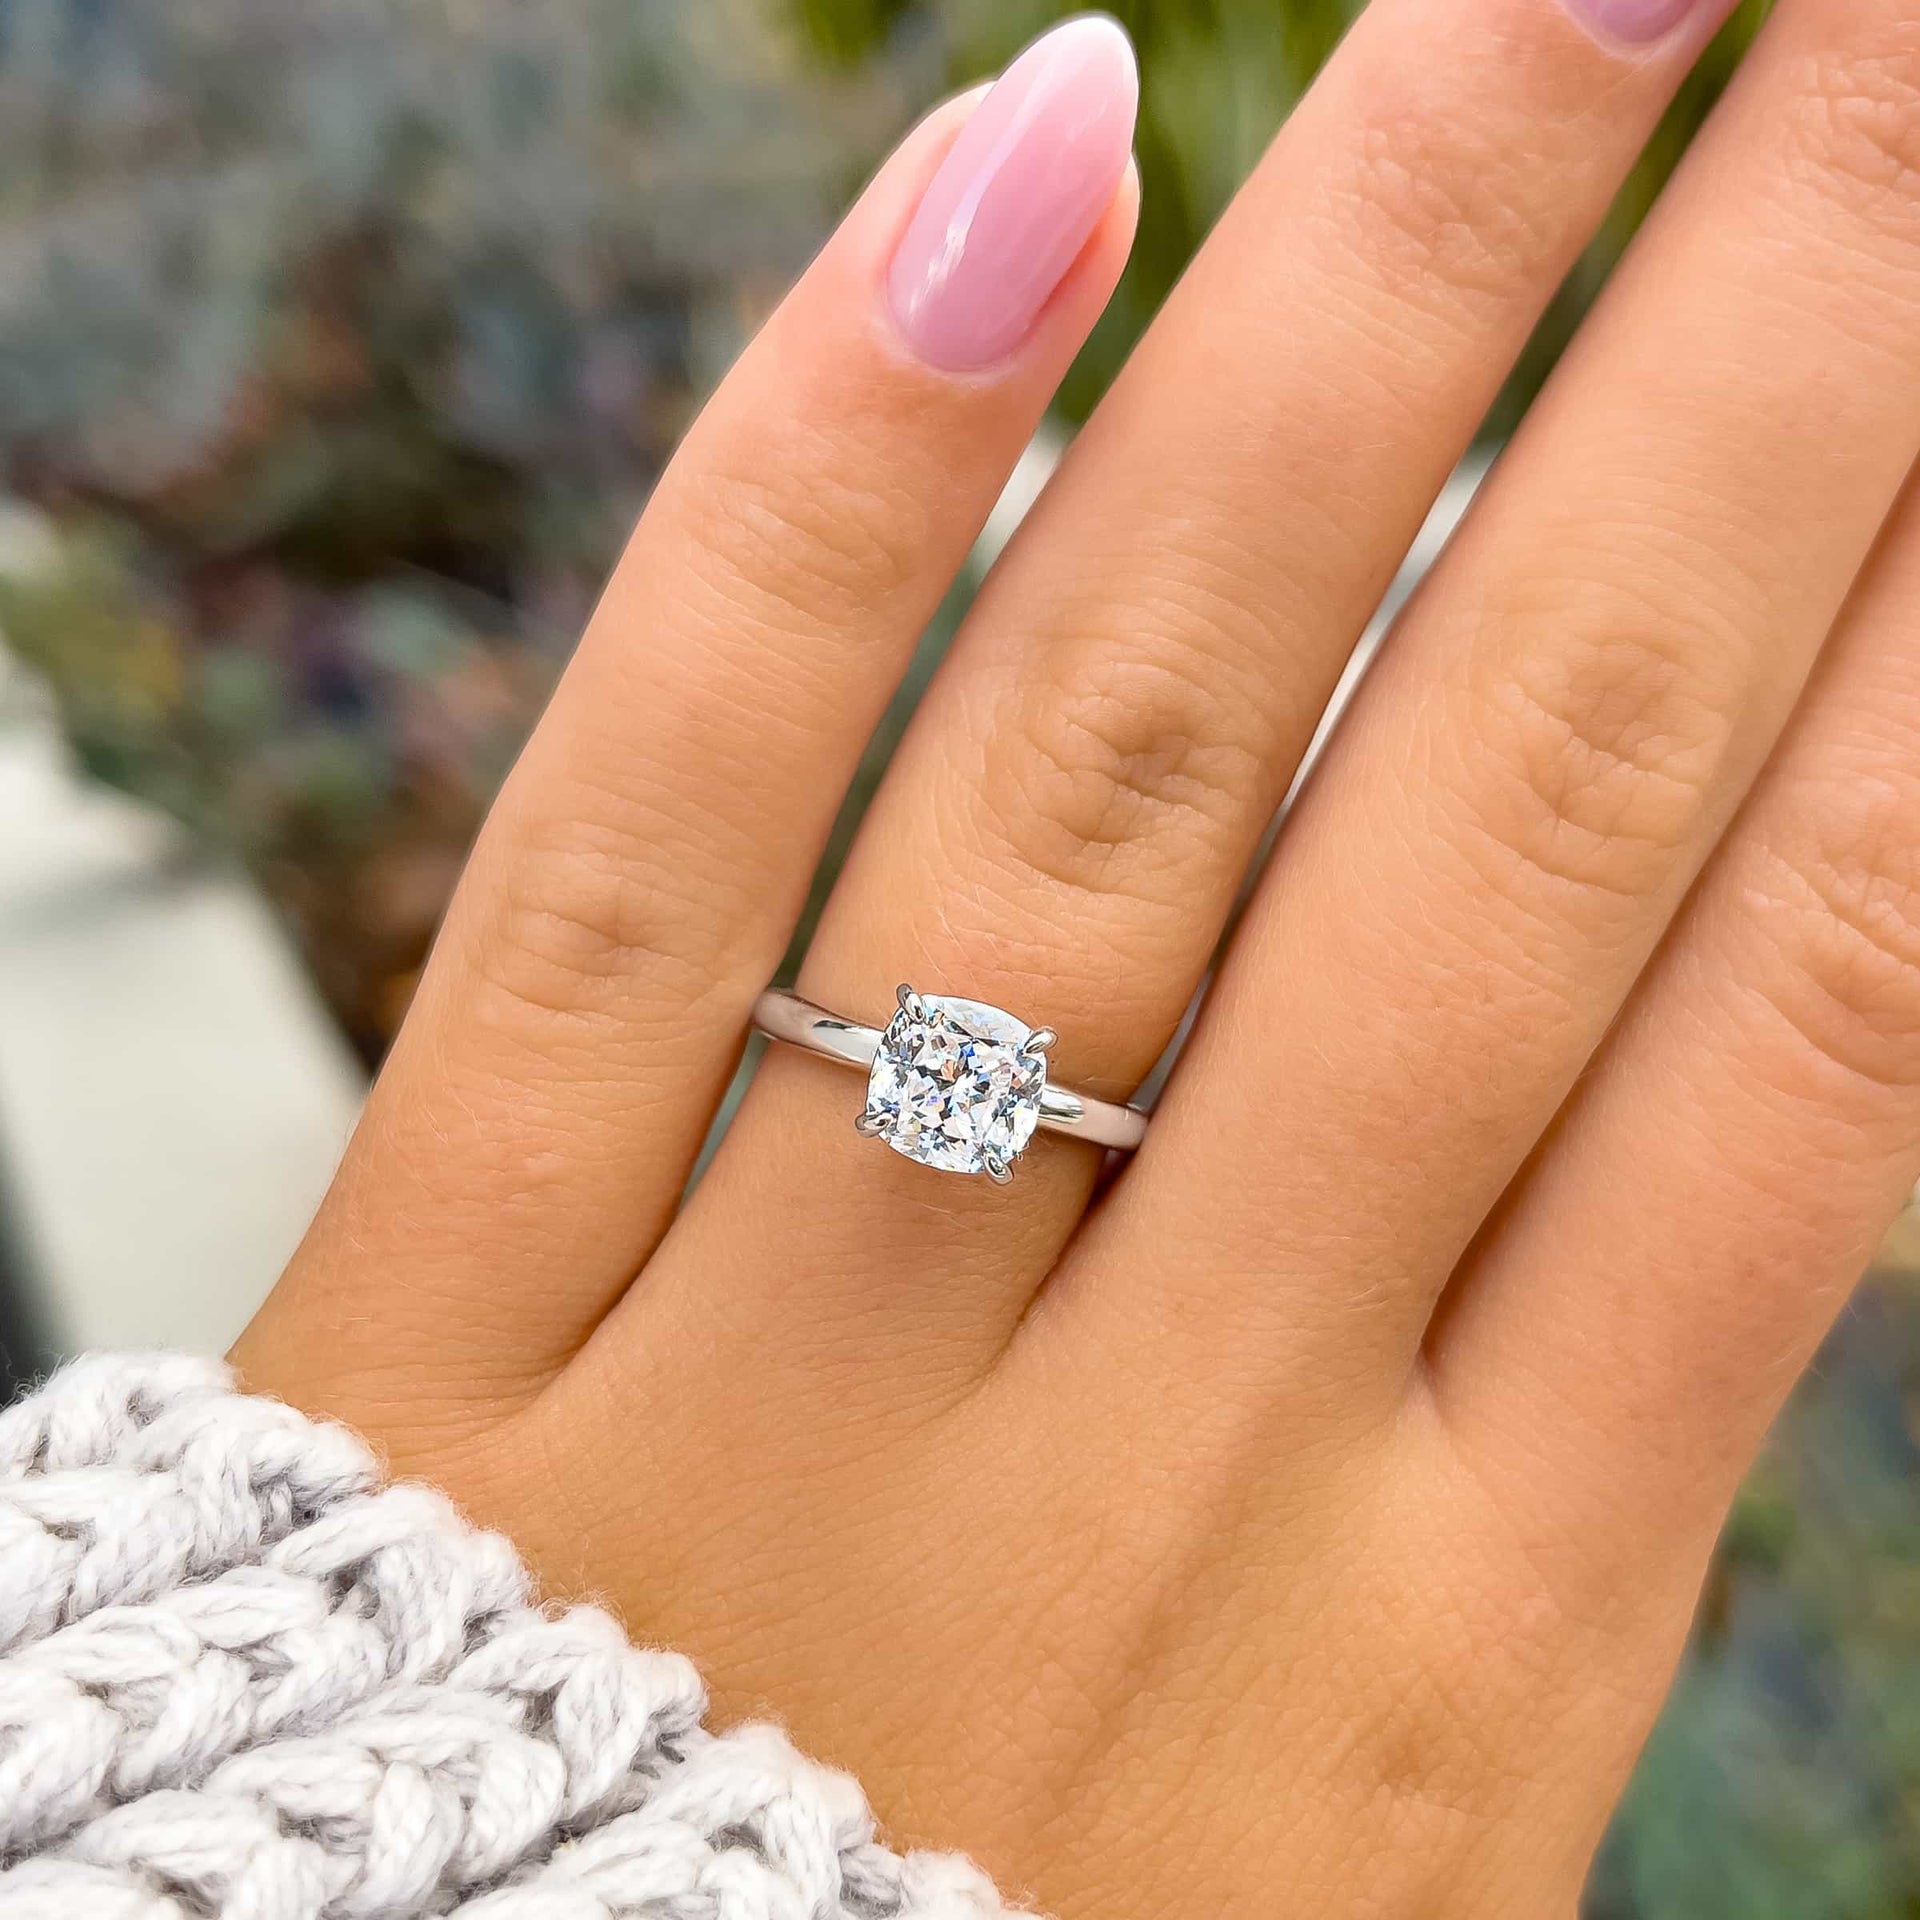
xmin=1084 ymin=0 xmax=1920 ymax=1422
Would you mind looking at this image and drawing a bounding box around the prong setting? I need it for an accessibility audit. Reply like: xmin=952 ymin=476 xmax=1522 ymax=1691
xmin=1025 ymin=1027 xmax=1057 ymax=1053
xmin=860 ymin=987 xmax=1047 ymax=1178
xmin=752 ymin=985 xmax=1147 ymax=1155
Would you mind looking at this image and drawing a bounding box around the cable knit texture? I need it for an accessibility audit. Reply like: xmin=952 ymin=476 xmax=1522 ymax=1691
xmin=0 ymin=1353 xmax=1015 ymax=1920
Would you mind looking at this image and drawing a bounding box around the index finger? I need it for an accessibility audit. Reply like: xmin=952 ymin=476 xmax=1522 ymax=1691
xmin=237 ymin=27 xmax=1141 ymax=1434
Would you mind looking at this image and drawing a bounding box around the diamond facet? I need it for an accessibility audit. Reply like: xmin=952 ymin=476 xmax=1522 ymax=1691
xmin=862 ymin=992 xmax=1046 ymax=1176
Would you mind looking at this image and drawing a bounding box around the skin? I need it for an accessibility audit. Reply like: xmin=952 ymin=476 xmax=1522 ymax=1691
xmin=237 ymin=0 xmax=1920 ymax=1911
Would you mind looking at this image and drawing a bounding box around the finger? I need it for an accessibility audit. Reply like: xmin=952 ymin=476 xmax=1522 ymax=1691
xmin=1082 ymin=0 xmax=1920 ymax=1419
xmin=635 ymin=0 xmax=1746 ymax=1378
xmin=236 ymin=29 xmax=1140 ymax=1428
xmin=1432 ymin=465 xmax=1920 ymax=1589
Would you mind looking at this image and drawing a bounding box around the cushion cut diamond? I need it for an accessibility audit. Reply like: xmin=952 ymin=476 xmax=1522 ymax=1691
xmin=863 ymin=993 xmax=1046 ymax=1177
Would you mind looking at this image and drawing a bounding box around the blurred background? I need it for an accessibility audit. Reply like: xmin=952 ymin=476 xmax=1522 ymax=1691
xmin=3 ymin=0 xmax=1917 ymax=1910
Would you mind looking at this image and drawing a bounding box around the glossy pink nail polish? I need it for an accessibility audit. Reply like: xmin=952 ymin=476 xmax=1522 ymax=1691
xmin=887 ymin=15 xmax=1138 ymax=372
xmin=1560 ymin=0 xmax=1726 ymax=47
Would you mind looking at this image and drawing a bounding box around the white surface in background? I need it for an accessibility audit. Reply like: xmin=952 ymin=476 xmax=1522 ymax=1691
xmin=1292 ymin=445 xmax=1495 ymax=797
xmin=978 ymin=423 xmax=1069 ymax=566
xmin=0 ymin=652 xmax=364 ymax=1358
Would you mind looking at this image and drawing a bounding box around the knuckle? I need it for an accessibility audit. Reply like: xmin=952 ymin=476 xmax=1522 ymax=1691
xmin=975 ymin=632 xmax=1265 ymax=907
xmin=1745 ymin=765 xmax=1920 ymax=1091
xmin=682 ymin=438 xmax=929 ymax=635
xmin=1455 ymin=580 xmax=1745 ymax=916
xmin=1776 ymin=34 xmax=1920 ymax=249
xmin=474 ymin=807 xmax=719 ymax=1032
xmin=1323 ymin=112 xmax=1559 ymax=315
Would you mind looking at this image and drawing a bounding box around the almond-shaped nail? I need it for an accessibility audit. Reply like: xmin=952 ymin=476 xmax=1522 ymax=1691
xmin=887 ymin=15 xmax=1138 ymax=372
xmin=1560 ymin=0 xmax=1728 ymax=47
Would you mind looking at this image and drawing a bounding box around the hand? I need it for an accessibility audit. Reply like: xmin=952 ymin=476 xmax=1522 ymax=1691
xmin=237 ymin=0 xmax=1920 ymax=1911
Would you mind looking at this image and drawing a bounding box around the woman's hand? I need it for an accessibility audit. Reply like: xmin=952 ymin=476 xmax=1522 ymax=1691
xmin=237 ymin=0 xmax=1920 ymax=1911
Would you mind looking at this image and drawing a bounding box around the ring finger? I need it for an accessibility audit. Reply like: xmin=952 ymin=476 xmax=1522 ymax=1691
xmin=634 ymin=0 xmax=1748 ymax=1373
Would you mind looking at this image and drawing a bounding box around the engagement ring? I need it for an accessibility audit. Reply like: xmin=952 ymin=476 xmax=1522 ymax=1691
xmin=751 ymin=985 xmax=1148 ymax=1182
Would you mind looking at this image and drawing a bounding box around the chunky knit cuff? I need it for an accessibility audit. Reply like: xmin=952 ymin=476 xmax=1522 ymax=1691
xmin=0 ymin=1353 xmax=1014 ymax=1920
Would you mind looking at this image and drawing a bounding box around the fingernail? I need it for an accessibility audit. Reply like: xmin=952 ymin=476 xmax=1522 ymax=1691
xmin=887 ymin=15 xmax=1138 ymax=372
xmin=1560 ymin=0 xmax=1725 ymax=47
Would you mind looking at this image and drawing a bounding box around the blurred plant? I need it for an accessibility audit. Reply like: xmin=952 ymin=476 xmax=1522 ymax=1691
xmin=0 ymin=0 xmax=925 ymax=1055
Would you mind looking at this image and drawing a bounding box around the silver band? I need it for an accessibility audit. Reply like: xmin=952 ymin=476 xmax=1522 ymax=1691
xmin=752 ymin=988 xmax=1148 ymax=1153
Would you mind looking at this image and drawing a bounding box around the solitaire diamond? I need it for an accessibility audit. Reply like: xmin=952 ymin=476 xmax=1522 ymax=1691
xmin=862 ymin=990 xmax=1047 ymax=1179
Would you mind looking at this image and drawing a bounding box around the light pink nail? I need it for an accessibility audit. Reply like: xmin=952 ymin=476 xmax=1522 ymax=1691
xmin=887 ymin=15 xmax=1138 ymax=372
xmin=1560 ymin=0 xmax=1729 ymax=48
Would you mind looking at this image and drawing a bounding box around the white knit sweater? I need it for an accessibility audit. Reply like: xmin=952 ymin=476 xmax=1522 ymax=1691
xmin=0 ymin=1353 xmax=1015 ymax=1920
